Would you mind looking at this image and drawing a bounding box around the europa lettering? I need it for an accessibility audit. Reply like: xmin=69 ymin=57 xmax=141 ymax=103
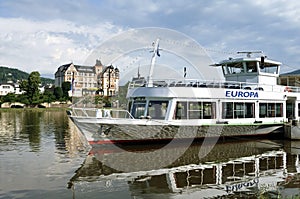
xmin=225 ymin=90 xmax=258 ymax=98
xmin=225 ymin=178 xmax=259 ymax=193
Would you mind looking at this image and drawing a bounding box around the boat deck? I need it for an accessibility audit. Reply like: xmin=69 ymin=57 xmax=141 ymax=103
xmin=128 ymin=79 xmax=300 ymax=93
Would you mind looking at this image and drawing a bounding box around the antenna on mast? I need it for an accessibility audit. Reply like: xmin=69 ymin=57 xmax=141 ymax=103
xmin=147 ymin=38 xmax=161 ymax=87
xmin=137 ymin=64 xmax=141 ymax=78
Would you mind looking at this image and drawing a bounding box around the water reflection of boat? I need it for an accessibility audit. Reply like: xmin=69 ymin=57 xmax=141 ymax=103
xmin=68 ymin=139 xmax=300 ymax=198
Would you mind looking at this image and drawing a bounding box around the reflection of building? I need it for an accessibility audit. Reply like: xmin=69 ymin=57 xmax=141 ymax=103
xmin=54 ymin=60 xmax=119 ymax=97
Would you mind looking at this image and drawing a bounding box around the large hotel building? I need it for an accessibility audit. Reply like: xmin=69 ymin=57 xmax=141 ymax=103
xmin=54 ymin=60 xmax=119 ymax=97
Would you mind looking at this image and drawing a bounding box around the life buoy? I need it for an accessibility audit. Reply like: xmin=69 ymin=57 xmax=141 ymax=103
xmin=285 ymin=175 xmax=293 ymax=184
xmin=284 ymin=86 xmax=292 ymax=92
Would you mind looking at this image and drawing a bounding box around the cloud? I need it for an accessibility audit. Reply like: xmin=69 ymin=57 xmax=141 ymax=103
xmin=1 ymin=0 xmax=300 ymax=78
xmin=0 ymin=17 xmax=122 ymax=77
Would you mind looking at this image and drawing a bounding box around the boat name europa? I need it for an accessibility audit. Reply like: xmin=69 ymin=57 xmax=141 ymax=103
xmin=225 ymin=90 xmax=259 ymax=98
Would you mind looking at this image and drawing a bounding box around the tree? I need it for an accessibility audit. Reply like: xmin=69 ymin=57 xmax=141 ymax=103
xmin=42 ymin=90 xmax=56 ymax=103
xmin=16 ymin=94 xmax=29 ymax=105
xmin=2 ymin=93 xmax=16 ymax=103
xmin=54 ymin=87 xmax=63 ymax=100
xmin=20 ymin=71 xmax=41 ymax=105
xmin=61 ymin=81 xmax=71 ymax=100
xmin=94 ymin=95 xmax=104 ymax=108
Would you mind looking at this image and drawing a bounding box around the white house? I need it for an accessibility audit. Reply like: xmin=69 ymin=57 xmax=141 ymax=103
xmin=0 ymin=82 xmax=49 ymax=96
xmin=0 ymin=84 xmax=15 ymax=96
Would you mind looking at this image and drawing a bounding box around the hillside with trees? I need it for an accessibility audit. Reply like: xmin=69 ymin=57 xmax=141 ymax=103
xmin=0 ymin=66 xmax=54 ymax=85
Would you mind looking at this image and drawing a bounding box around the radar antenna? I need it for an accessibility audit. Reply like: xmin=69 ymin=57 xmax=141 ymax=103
xmin=237 ymin=51 xmax=263 ymax=58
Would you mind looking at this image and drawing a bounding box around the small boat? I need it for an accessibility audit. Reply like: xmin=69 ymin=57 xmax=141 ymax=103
xmin=68 ymin=39 xmax=300 ymax=146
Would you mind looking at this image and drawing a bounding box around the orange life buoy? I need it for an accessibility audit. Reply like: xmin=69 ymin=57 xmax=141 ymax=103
xmin=284 ymin=86 xmax=292 ymax=92
xmin=285 ymin=175 xmax=293 ymax=184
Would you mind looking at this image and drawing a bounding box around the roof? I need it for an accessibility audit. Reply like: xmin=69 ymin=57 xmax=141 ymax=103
xmin=55 ymin=63 xmax=95 ymax=75
xmin=74 ymin=65 xmax=95 ymax=73
xmin=218 ymin=57 xmax=282 ymax=65
xmin=102 ymin=65 xmax=114 ymax=73
xmin=280 ymin=69 xmax=300 ymax=76
xmin=55 ymin=63 xmax=72 ymax=74
xmin=55 ymin=60 xmax=114 ymax=76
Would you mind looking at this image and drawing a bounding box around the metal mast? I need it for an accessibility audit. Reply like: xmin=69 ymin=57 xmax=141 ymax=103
xmin=147 ymin=38 xmax=160 ymax=87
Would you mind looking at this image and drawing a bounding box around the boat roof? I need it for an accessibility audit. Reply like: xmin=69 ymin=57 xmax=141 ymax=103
xmin=211 ymin=51 xmax=282 ymax=66
xmin=219 ymin=57 xmax=281 ymax=65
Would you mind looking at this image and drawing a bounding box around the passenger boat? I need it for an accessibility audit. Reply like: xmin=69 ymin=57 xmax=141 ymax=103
xmin=68 ymin=39 xmax=300 ymax=145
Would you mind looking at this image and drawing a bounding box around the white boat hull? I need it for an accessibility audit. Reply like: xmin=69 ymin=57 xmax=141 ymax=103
xmin=69 ymin=116 xmax=283 ymax=145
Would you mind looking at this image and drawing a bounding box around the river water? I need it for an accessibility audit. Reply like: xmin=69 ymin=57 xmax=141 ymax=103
xmin=0 ymin=110 xmax=300 ymax=199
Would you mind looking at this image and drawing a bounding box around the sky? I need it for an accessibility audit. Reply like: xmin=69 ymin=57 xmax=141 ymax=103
xmin=1 ymin=0 xmax=300 ymax=80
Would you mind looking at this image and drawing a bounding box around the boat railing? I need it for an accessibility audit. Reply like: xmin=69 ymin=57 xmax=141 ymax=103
xmin=128 ymin=78 xmax=300 ymax=93
xmin=71 ymin=108 xmax=135 ymax=119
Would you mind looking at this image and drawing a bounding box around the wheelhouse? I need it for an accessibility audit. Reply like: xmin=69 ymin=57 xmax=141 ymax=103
xmin=219 ymin=56 xmax=281 ymax=85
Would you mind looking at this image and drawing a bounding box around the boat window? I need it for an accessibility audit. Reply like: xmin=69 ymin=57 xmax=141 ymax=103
xmin=245 ymin=61 xmax=258 ymax=73
xmin=147 ymin=100 xmax=169 ymax=119
xmin=127 ymin=101 xmax=132 ymax=113
xmin=131 ymin=100 xmax=146 ymax=119
xmin=226 ymin=62 xmax=244 ymax=74
xmin=174 ymin=102 xmax=188 ymax=119
xmin=203 ymin=102 xmax=216 ymax=119
xmin=259 ymin=63 xmax=279 ymax=74
xmin=234 ymin=103 xmax=245 ymax=118
xmin=222 ymin=102 xmax=254 ymax=119
xmin=222 ymin=66 xmax=229 ymax=75
xmin=276 ymin=103 xmax=283 ymax=117
xmin=222 ymin=102 xmax=233 ymax=118
xmin=286 ymin=103 xmax=294 ymax=119
xmin=259 ymin=103 xmax=283 ymax=118
xmin=174 ymin=101 xmax=216 ymax=120
xmin=188 ymin=102 xmax=202 ymax=119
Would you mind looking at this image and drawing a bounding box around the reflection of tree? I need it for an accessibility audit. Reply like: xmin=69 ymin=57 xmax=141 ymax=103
xmin=1 ymin=109 xmax=80 ymax=154
xmin=51 ymin=111 xmax=68 ymax=152
xmin=21 ymin=110 xmax=41 ymax=151
xmin=0 ymin=111 xmax=20 ymax=138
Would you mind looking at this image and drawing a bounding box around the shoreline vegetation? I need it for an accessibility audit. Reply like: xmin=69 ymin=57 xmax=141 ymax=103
xmin=0 ymin=71 xmax=72 ymax=108
xmin=1 ymin=69 xmax=128 ymax=110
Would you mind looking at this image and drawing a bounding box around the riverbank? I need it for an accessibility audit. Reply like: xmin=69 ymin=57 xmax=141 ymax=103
xmin=0 ymin=107 xmax=70 ymax=112
xmin=0 ymin=101 xmax=71 ymax=109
